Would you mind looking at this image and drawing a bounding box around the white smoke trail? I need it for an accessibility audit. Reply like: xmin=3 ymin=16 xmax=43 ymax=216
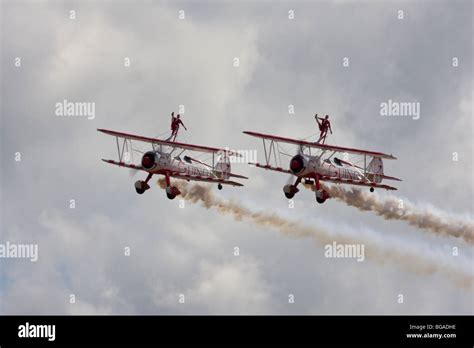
xmin=159 ymin=179 xmax=473 ymax=289
xmin=304 ymin=184 xmax=474 ymax=245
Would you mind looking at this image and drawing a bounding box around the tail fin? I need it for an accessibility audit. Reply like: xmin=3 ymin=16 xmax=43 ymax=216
xmin=367 ymin=157 xmax=384 ymax=183
xmin=215 ymin=154 xmax=231 ymax=179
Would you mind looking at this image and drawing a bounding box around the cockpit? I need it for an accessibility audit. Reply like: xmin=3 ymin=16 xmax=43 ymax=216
xmin=324 ymin=157 xmax=343 ymax=166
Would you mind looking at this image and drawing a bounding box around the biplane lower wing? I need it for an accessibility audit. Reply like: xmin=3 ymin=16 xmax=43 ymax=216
xmin=248 ymin=162 xmax=292 ymax=175
xmin=248 ymin=162 xmax=397 ymax=190
xmin=102 ymin=159 xmax=144 ymax=170
xmin=102 ymin=159 xmax=243 ymax=187
xmin=319 ymin=176 xmax=398 ymax=191
xmin=168 ymin=172 xmax=244 ymax=187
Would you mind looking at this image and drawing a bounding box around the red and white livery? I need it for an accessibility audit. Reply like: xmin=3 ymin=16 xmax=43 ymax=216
xmin=98 ymin=129 xmax=247 ymax=199
xmin=243 ymin=131 xmax=401 ymax=204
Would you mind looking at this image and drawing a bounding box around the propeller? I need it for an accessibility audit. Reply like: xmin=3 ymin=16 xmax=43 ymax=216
xmin=285 ymin=145 xmax=304 ymax=186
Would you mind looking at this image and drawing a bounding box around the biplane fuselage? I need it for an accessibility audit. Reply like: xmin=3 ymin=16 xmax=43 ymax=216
xmin=289 ymin=154 xmax=364 ymax=182
xmin=141 ymin=151 xmax=215 ymax=178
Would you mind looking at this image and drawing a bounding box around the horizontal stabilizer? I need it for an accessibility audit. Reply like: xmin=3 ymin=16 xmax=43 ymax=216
xmin=228 ymin=173 xmax=249 ymax=180
xmin=379 ymin=174 xmax=402 ymax=181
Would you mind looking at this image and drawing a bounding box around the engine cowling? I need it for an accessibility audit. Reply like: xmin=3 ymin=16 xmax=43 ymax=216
xmin=289 ymin=154 xmax=306 ymax=175
xmin=141 ymin=151 xmax=160 ymax=170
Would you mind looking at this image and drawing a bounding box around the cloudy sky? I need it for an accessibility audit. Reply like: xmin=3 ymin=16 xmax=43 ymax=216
xmin=0 ymin=0 xmax=472 ymax=314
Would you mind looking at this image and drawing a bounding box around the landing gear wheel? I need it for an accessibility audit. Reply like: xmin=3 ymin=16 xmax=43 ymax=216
xmin=370 ymin=187 xmax=374 ymax=192
xmin=283 ymin=184 xmax=299 ymax=199
xmin=315 ymin=189 xmax=329 ymax=204
xmin=165 ymin=185 xmax=181 ymax=200
xmin=218 ymin=183 xmax=223 ymax=190
xmin=135 ymin=180 xmax=150 ymax=195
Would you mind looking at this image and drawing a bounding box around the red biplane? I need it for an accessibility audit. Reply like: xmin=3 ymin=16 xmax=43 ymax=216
xmin=98 ymin=129 xmax=247 ymax=199
xmin=244 ymin=131 xmax=401 ymax=204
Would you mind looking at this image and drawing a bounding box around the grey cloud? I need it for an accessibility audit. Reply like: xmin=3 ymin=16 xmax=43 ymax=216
xmin=1 ymin=0 xmax=472 ymax=314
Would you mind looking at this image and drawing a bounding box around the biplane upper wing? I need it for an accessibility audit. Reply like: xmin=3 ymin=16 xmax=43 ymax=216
xmin=98 ymin=129 xmax=242 ymax=157
xmin=243 ymin=131 xmax=397 ymax=160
